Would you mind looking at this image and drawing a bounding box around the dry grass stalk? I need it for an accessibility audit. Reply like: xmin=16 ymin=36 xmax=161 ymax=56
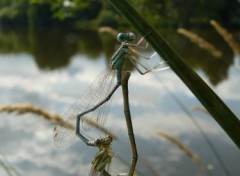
xmin=191 ymin=105 xmax=209 ymax=114
xmin=210 ymin=19 xmax=240 ymax=55
xmin=0 ymin=103 xmax=71 ymax=127
xmin=177 ymin=28 xmax=222 ymax=58
xmin=98 ymin=27 xmax=118 ymax=36
xmin=139 ymin=158 xmax=161 ymax=176
xmin=81 ymin=118 xmax=117 ymax=139
xmin=157 ymin=131 xmax=206 ymax=171
xmin=0 ymin=104 xmax=117 ymax=139
xmin=0 ymin=152 xmax=21 ymax=176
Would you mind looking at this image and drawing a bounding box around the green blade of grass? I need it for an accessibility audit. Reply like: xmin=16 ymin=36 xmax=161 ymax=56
xmin=106 ymin=0 xmax=240 ymax=148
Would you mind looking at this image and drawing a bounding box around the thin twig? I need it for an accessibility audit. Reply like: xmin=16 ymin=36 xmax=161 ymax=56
xmin=122 ymin=72 xmax=138 ymax=176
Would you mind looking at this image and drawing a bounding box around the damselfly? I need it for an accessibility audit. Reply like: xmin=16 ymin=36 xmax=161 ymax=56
xmin=53 ymin=32 xmax=168 ymax=148
xmin=89 ymin=135 xmax=113 ymax=176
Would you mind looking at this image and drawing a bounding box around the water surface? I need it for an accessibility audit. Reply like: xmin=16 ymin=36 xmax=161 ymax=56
xmin=0 ymin=28 xmax=240 ymax=176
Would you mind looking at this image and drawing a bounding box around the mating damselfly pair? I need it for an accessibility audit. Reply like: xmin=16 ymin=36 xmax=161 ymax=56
xmin=53 ymin=32 xmax=169 ymax=175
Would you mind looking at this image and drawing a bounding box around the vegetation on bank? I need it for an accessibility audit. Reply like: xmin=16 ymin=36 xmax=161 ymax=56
xmin=0 ymin=0 xmax=240 ymax=30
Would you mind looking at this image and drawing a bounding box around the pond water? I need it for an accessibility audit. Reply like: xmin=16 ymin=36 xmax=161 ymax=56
xmin=0 ymin=27 xmax=240 ymax=176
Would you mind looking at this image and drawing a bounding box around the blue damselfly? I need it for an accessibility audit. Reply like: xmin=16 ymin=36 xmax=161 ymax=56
xmin=53 ymin=32 xmax=168 ymax=147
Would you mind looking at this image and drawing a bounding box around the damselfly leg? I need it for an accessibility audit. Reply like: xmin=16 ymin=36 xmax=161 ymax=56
xmin=118 ymin=33 xmax=169 ymax=75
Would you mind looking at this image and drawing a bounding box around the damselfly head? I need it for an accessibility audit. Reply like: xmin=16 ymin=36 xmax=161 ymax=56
xmin=94 ymin=135 xmax=113 ymax=147
xmin=104 ymin=135 xmax=113 ymax=144
xmin=117 ymin=32 xmax=135 ymax=42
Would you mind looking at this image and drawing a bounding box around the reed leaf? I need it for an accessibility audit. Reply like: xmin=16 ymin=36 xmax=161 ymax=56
xmin=106 ymin=0 xmax=240 ymax=148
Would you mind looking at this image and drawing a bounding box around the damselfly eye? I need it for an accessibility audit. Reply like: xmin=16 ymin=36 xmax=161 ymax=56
xmin=126 ymin=32 xmax=135 ymax=41
xmin=117 ymin=33 xmax=126 ymax=42
xmin=117 ymin=32 xmax=136 ymax=42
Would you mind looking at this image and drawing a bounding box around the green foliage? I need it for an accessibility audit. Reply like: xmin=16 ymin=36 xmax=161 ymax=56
xmin=0 ymin=0 xmax=240 ymax=29
xmin=95 ymin=9 xmax=118 ymax=28
xmin=0 ymin=6 xmax=19 ymax=19
xmin=30 ymin=0 xmax=50 ymax=4
xmin=129 ymin=0 xmax=240 ymax=27
xmin=0 ymin=0 xmax=103 ymax=28
xmin=0 ymin=0 xmax=28 ymax=26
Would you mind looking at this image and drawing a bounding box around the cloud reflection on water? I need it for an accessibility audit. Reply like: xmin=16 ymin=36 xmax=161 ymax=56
xmin=0 ymin=53 xmax=239 ymax=176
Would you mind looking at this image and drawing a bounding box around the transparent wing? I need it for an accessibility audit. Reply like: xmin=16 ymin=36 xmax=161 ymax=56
xmin=128 ymin=44 xmax=169 ymax=75
xmin=53 ymin=67 xmax=117 ymax=148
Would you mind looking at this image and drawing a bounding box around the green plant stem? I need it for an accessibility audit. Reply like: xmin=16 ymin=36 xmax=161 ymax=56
xmin=106 ymin=0 xmax=240 ymax=149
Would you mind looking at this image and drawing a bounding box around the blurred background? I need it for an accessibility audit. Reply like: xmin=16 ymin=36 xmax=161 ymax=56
xmin=0 ymin=0 xmax=240 ymax=176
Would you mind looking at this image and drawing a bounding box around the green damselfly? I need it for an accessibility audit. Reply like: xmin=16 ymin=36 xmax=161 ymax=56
xmin=89 ymin=135 xmax=113 ymax=176
xmin=53 ymin=32 xmax=168 ymax=148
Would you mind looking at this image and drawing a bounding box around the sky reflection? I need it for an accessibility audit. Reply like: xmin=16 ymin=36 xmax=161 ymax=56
xmin=0 ymin=53 xmax=240 ymax=176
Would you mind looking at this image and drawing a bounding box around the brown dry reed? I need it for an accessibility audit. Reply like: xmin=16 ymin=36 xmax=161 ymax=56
xmin=210 ymin=19 xmax=240 ymax=55
xmin=0 ymin=104 xmax=159 ymax=175
xmin=177 ymin=28 xmax=222 ymax=58
xmin=98 ymin=27 xmax=118 ymax=36
xmin=191 ymin=105 xmax=209 ymax=114
xmin=0 ymin=104 xmax=117 ymax=139
xmin=157 ymin=131 xmax=206 ymax=171
xmin=0 ymin=152 xmax=21 ymax=176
